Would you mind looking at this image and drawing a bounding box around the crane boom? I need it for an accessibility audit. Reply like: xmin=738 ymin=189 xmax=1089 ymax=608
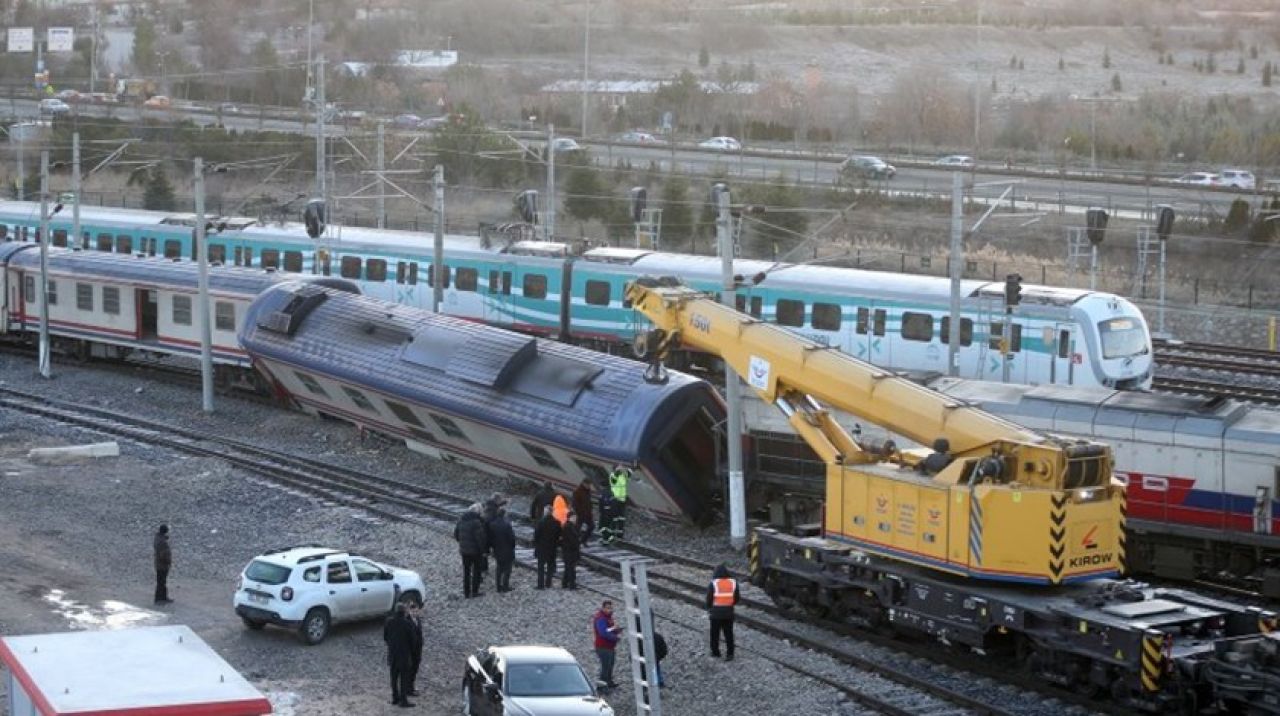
xmin=627 ymin=278 xmax=1126 ymax=585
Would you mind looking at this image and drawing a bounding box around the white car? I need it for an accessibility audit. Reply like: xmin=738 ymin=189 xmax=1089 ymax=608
xmin=551 ymin=137 xmax=582 ymax=153
xmin=934 ymin=154 xmax=975 ymax=167
xmin=1173 ymin=172 xmax=1218 ymax=186
xmin=233 ymin=545 xmax=426 ymax=645
xmin=1215 ymin=169 xmax=1256 ymax=190
xmin=463 ymin=645 xmax=614 ymax=716
xmin=699 ymin=136 xmax=741 ymax=151
xmin=38 ymin=98 xmax=70 ymax=116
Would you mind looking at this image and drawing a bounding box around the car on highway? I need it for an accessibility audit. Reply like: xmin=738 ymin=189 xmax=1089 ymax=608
xmin=463 ymin=645 xmax=614 ymax=716
xmin=699 ymin=136 xmax=742 ymax=151
xmin=420 ymin=115 xmax=450 ymax=130
xmin=840 ymin=155 xmax=896 ymax=180
xmin=142 ymin=95 xmax=172 ymax=109
xmin=617 ymin=130 xmax=660 ymax=144
xmin=217 ymin=102 xmax=240 ymax=115
xmin=393 ymin=113 xmax=424 ymax=129
xmin=1172 ymin=172 xmax=1218 ymax=186
xmin=38 ymin=98 xmax=70 ymax=116
xmin=934 ymin=154 xmax=974 ymax=168
xmin=1215 ymin=169 xmax=1256 ymax=190
xmin=54 ymin=89 xmax=80 ymax=103
xmin=233 ymin=545 xmax=425 ymax=645
xmin=551 ymin=137 xmax=583 ymax=153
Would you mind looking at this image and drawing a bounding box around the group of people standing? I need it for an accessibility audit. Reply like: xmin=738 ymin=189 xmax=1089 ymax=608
xmin=453 ymin=466 xmax=633 ymax=596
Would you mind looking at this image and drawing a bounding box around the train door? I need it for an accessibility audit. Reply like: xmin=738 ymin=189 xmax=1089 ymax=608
xmin=1049 ymin=323 xmax=1075 ymax=385
xmin=138 ymin=290 xmax=158 ymax=340
xmin=852 ymin=303 xmax=888 ymax=366
xmin=483 ymin=261 xmax=515 ymax=330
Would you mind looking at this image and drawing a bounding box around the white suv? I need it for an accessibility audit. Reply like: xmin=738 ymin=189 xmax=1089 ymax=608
xmin=233 ymin=545 xmax=426 ymax=645
xmin=1216 ymin=169 xmax=1256 ymax=190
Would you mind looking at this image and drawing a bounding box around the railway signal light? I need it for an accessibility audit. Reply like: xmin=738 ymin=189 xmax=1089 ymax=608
xmin=303 ymin=199 xmax=326 ymax=239
xmin=1004 ymin=273 xmax=1022 ymax=307
xmin=630 ymin=187 xmax=647 ymax=223
xmin=515 ymin=190 xmax=539 ymax=224
xmin=1086 ymin=208 xmax=1109 ymax=246
xmin=1156 ymin=205 xmax=1175 ymax=242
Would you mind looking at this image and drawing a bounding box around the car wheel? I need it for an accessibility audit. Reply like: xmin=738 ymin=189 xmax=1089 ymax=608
xmin=462 ymin=679 xmax=473 ymax=716
xmin=241 ymin=616 xmax=266 ymax=631
xmin=301 ymin=607 xmax=330 ymax=645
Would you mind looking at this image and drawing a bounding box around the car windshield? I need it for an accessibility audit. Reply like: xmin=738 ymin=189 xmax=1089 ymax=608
xmin=245 ymin=560 xmax=292 ymax=585
xmin=1097 ymin=318 xmax=1149 ymax=359
xmin=506 ymin=663 xmax=593 ymax=698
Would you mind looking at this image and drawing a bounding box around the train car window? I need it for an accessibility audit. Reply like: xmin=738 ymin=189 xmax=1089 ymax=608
xmin=855 ymin=307 xmax=870 ymax=335
xmin=775 ymin=298 xmax=805 ymax=327
xmin=430 ymin=414 xmax=468 ymax=441
xmin=733 ymin=294 xmax=746 ymax=313
xmin=33 ymin=228 xmax=41 ymax=244
xmin=750 ymin=296 xmax=762 ymax=318
xmin=209 ymin=244 xmax=226 ymax=264
xmin=76 ymin=282 xmax=93 ymax=311
xmin=1058 ymin=330 xmax=1071 ymax=359
xmin=408 ymin=262 xmax=418 ymax=285
xmin=244 ymin=248 xmax=253 ymax=266
xmin=261 ymin=249 xmax=280 ymax=270
xmin=102 ymin=286 xmax=120 ymax=315
xmin=80 ymin=232 xmax=89 ymax=249
xmin=172 ymin=295 xmax=193 ymax=326
xmin=396 ymin=262 xmax=408 ymax=284
xmin=284 ymin=251 xmax=303 ymax=273
xmin=522 ymin=442 xmax=561 ymax=470
xmin=47 ymin=280 xmax=57 ymax=305
xmin=873 ymin=309 xmax=886 ymax=336
xmin=215 ymin=301 xmax=235 ymax=331
xmin=456 ymin=267 xmax=478 ymax=292
xmin=145 ymin=238 xmax=156 ymax=256
xmin=1009 ymin=324 xmax=1023 ymax=353
xmin=234 ymin=247 xmax=244 ymax=266
xmin=487 ymin=270 xmax=499 ymax=293
xmin=573 ymin=459 xmax=610 ymax=486
xmin=342 ymin=386 xmax=377 ymax=413
xmin=52 ymin=229 xmax=67 ymax=247
xmin=940 ymin=317 xmax=973 ymax=347
xmin=901 ymin=312 xmax=933 ymax=342
xmin=366 ymin=259 xmax=388 ymax=282
xmin=585 ymin=280 xmax=611 ymax=306
xmin=501 ymin=271 xmax=512 ymax=295
xmin=385 ymin=400 xmax=425 ymax=427
xmin=523 ymin=273 xmax=547 ymax=300
xmin=427 ymin=264 xmax=451 ymax=288
xmin=989 ymin=322 xmax=1004 ymax=350
xmin=812 ymin=302 xmax=842 ymax=331
xmin=116 ymin=235 xmax=132 ymax=254
xmin=408 ymin=427 xmax=437 ymax=443
xmin=340 ymin=256 xmax=362 ymax=279
xmin=0 ymin=224 xmax=7 ymax=240
xmin=96 ymin=234 xmax=113 ymax=252
xmin=293 ymin=371 xmax=328 ymax=397
xmin=23 ymin=275 xmax=34 ymax=303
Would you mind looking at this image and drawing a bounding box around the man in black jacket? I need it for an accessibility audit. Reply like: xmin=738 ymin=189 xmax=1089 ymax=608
xmin=406 ymin=601 xmax=424 ymax=697
xmin=454 ymin=504 xmax=488 ymax=598
xmin=153 ymin=524 xmax=172 ymax=604
xmin=560 ymin=514 xmax=581 ymax=589
xmin=383 ymin=602 xmax=417 ymax=707
xmin=488 ymin=507 xmax=517 ymax=593
xmin=533 ymin=506 xmax=561 ymax=589
xmin=530 ymin=482 xmax=555 ymax=523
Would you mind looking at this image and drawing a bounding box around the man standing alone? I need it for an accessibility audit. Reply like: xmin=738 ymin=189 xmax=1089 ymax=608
xmin=592 ymin=600 xmax=622 ymax=690
xmin=706 ymin=564 xmax=740 ymax=661
xmin=383 ymin=602 xmax=416 ymax=707
xmin=153 ymin=524 xmax=172 ymax=604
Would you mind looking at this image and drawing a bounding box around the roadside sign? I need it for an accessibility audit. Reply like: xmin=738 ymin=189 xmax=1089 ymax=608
xmin=7 ymin=27 xmax=33 ymax=53
xmin=47 ymin=27 xmax=74 ymax=52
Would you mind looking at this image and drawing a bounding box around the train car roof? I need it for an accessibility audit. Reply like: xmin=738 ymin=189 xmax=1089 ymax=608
xmin=240 ymin=284 xmax=716 ymax=463
xmin=234 ymin=220 xmax=491 ymax=254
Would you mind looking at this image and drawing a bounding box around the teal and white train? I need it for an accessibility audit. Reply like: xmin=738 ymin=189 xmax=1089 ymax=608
xmin=0 ymin=201 xmax=1153 ymax=389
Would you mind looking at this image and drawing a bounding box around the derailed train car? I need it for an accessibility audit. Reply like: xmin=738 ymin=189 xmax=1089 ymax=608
xmin=239 ymin=282 xmax=723 ymax=523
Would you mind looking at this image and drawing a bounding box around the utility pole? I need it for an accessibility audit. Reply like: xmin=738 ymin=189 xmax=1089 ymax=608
xmin=315 ymin=55 xmax=326 ymax=202
xmin=948 ymin=172 xmax=963 ymax=377
xmin=545 ymin=123 xmax=556 ymax=241
xmin=716 ymin=187 xmax=746 ymax=550
xmin=1089 ymin=102 xmax=1097 ymax=173
xmin=72 ymin=132 xmax=80 ymax=250
xmin=37 ymin=151 xmax=50 ymax=379
xmin=17 ymin=131 xmax=24 ymax=202
xmin=433 ymin=164 xmax=444 ymax=314
xmin=89 ymin=5 xmax=100 ymax=93
xmin=194 ymin=158 xmax=213 ymax=413
xmin=581 ymin=1 xmax=591 ymax=137
xmin=375 ymin=120 xmax=386 ymax=229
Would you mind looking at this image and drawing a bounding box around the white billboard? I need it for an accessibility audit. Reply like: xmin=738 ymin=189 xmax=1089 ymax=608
xmin=7 ymin=28 xmax=34 ymax=53
xmin=47 ymin=27 xmax=74 ymax=53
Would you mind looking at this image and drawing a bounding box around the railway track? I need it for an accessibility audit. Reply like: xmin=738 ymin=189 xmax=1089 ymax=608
xmin=1151 ymin=375 xmax=1280 ymax=406
xmin=1154 ymin=338 xmax=1280 ymax=364
xmin=0 ymin=386 xmax=1109 ymax=716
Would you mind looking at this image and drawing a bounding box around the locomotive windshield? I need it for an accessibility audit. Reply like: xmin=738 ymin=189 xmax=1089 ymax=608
xmin=1097 ymin=318 xmax=1148 ymax=359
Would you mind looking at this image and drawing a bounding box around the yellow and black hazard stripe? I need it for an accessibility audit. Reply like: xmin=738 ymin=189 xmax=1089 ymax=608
xmin=1117 ymin=490 xmax=1128 ymax=574
xmin=747 ymin=530 xmax=761 ymax=582
xmin=1048 ymin=492 xmax=1067 ymax=582
xmin=1140 ymin=630 xmax=1165 ymax=693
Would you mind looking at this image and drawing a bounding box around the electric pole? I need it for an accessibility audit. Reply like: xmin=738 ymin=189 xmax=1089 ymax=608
xmin=314 ymin=55 xmax=326 ymax=202
xmin=948 ymin=172 xmax=963 ymax=377
xmin=376 ymin=120 xmax=386 ymax=229
xmin=433 ymin=164 xmax=444 ymax=314
xmin=37 ymin=151 xmax=50 ymax=378
xmin=17 ymin=131 xmax=24 ymax=202
xmin=716 ymin=187 xmax=746 ymax=550
xmin=72 ymin=132 xmax=80 ymax=250
xmin=581 ymin=2 xmax=591 ymax=137
xmin=194 ymin=158 xmax=213 ymax=413
xmin=545 ymin=123 xmax=556 ymax=242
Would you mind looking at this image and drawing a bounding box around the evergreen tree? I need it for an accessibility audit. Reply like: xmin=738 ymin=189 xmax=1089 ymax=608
xmin=132 ymin=17 xmax=158 ymax=73
xmin=563 ymin=166 xmax=608 ymax=224
xmin=1250 ymin=44 xmax=1259 ymax=60
xmin=1102 ymin=47 xmax=1111 ymax=69
xmin=1058 ymin=56 xmax=1065 ymax=71
xmin=659 ymin=177 xmax=693 ymax=246
xmin=740 ymin=175 xmax=809 ymax=258
xmin=1264 ymin=61 xmax=1273 ymax=88
xmin=1111 ymin=72 xmax=1123 ymax=92
xmin=142 ymin=168 xmax=176 ymax=211
xmin=698 ymin=46 xmax=710 ymax=69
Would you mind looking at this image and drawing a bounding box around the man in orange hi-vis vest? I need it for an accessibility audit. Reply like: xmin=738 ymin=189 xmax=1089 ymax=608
xmin=705 ymin=564 xmax=740 ymax=661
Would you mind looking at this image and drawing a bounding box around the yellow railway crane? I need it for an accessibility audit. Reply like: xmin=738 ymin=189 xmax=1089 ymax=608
xmin=626 ymin=277 xmax=1126 ymax=585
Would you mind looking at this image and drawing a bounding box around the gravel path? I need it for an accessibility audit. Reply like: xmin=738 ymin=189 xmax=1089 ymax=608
xmin=0 ymin=353 xmax=857 ymax=715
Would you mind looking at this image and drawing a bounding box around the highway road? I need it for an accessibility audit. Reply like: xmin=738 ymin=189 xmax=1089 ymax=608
xmin=4 ymin=97 xmax=1262 ymax=222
